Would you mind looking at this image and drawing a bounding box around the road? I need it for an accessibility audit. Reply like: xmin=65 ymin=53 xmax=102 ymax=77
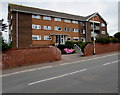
xmin=2 ymin=53 xmax=119 ymax=93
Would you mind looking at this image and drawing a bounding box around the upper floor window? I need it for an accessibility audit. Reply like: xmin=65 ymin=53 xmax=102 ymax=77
xmin=44 ymin=36 xmax=52 ymax=40
xmin=44 ymin=26 xmax=51 ymax=30
xmin=64 ymin=19 xmax=71 ymax=23
xmin=43 ymin=16 xmax=51 ymax=20
xmin=54 ymin=18 xmax=61 ymax=22
xmin=80 ymin=22 xmax=85 ymax=26
xmin=65 ymin=28 xmax=70 ymax=32
xmin=72 ymin=28 xmax=79 ymax=32
xmin=55 ymin=27 xmax=62 ymax=31
xmin=32 ymin=35 xmax=41 ymax=40
xmin=101 ymin=23 xmax=105 ymax=27
xmin=72 ymin=20 xmax=78 ymax=24
xmin=81 ymin=29 xmax=85 ymax=34
xmin=101 ymin=31 xmax=106 ymax=34
xmin=73 ymin=37 xmax=79 ymax=41
xmin=32 ymin=24 xmax=41 ymax=29
xmin=32 ymin=15 xmax=41 ymax=19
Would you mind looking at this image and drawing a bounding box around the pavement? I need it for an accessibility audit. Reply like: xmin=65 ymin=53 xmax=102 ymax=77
xmin=1 ymin=51 xmax=119 ymax=93
xmin=2 ymin=51 xmax=119 ymax=75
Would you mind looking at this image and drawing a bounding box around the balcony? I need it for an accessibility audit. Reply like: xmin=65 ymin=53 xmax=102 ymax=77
xmin=90 ymin=25 xmax=100 ymax=30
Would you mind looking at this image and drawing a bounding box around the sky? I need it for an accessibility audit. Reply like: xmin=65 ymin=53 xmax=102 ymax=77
xmin=0 ymin=0 xmax=119 ymax=42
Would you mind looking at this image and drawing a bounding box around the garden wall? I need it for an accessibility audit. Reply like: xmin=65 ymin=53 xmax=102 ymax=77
xmin=2 ymin=46 xmax=61 ymax=69
xmin=84 ymin=43 xmax=120 ymax=56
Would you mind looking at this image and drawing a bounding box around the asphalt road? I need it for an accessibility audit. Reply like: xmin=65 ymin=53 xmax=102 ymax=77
xmin=2 ymin=53 xmax=119 ymax=93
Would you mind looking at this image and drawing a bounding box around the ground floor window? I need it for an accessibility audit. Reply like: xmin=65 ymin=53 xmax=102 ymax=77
xmin=32 ymin=35 xmax=41 ymax=40
xmin=44 ymin=36 xmax=52 ymax=40
xmin=73 ymin=37 xmax=79 ymax=41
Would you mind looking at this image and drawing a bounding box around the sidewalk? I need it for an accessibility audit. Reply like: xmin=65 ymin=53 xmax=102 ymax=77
xmin=2 ymin=51 xmax=119 ymax=75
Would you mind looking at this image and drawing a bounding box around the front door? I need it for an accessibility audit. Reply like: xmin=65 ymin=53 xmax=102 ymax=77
xmin=56 ymin=35 xmax=66 ymax=45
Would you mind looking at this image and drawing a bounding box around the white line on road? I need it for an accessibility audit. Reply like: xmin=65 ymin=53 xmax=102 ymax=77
xmin=1 ymin=53 xmax=119 ymax=77
xmin=28 ymin=69 xmax=87 ymax=86
xmin=103 ymin=60 xmax=120 ymax=66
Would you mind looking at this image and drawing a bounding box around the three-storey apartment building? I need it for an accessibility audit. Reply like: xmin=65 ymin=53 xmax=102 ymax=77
xmin=8 ymin=4 xmax=108 ymax=48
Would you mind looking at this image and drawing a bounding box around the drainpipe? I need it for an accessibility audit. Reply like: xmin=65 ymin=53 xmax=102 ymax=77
xmin=16 ymin=11 xmax=19 ymax=47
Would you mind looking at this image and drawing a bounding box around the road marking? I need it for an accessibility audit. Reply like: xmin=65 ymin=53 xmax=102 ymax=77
xmin=60 ymin=53 xmax=119 ymax=66
xmin=28 ymin=69 xmax=87 ymax=86
xmin=1 ymin=53 xmax=119 ymax=77
xmin=103 ymin=60 xmax=120 ymax=66
xmin=1 ymin=66 xmax=52 ymax=77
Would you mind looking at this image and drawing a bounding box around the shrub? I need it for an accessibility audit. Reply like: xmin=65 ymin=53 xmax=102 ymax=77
xmin=110 ymin=38 xmax=120 ymax=43
xmin=65 ymin=41 xmax=74 ymax=49
xmin=95 ymin=37 xmax=110 ymax=44
xmin=0 ymin=37 xmax=12 ymax=51
xmin=114 ymin=32 xmax=120 ymax=40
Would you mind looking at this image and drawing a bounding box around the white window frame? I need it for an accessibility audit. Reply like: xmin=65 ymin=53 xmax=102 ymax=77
xmin=44 ymin=36 xmax=52 ymax=40
xmin=101 ymin=31 xmax=106 ymax=34
xmin=65 ymin=28 xmax=70 ymax=32
xmin=72 ymin=20 xmax=78 ymax=24
xmin=66 ymin=37 xmax=71 ymax=41
xmin=73 ymin=28 xmax=79 ymax=32
xmin=43 ymin=26 xmax=51 ymax=30
xmin=32 ymin=24 xmax=41 ymax=29
xmin=64 ymin=19 xmax=71 ymax=23
xmin=43 ymin=16 xmax=51 ymax=20
xmin=73 ymin=37 xmax=79 ymax=41
xmin=32 ymin=35 xmax=41 ymax=40
xmin=55 ymin=27 xmax=62 ymax=31
xmin=32 ymin=15 xmax=41 ymax=19
xmin=81 ymin=29 xmax=85 ymax=34
xmin=101 ymin=23 xmax=105 ymax=27
xmin=54 ymin=18 xmax=61 ymax=22
xmin=81 ymin=37 xmax=86 ymax=42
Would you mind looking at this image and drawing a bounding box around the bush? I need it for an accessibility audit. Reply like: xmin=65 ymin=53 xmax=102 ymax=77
xmin=95 ymin=37 xmax=110 ymax=44
xmin=65 ymin=41 xmax=74 ymax=49
xmin=0 ymin=37 xmax=12 ymax=51
xmin=109 ymin=38 xmax=120 ymax=43
xmin=114 ymin=32 xmax=120 ymax=40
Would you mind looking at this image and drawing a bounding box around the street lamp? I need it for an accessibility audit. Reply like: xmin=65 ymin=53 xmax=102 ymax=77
xmin=91 ymin=15 xmax=97 ymax=55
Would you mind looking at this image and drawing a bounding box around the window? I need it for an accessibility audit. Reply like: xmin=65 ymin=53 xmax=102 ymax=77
xmin=101 ymin=23 xmax=105 ymax=27
xmin=67 ymin=37 xmax=71 ymax=41
xmin=101 ymin=31 xmax=106 ymax=34
xmin=54 ymin=18 xmax=61 ymax=22
xmin=72 ymin=20 xmax=78 ymax=24
xmin=81 ymin=37 xmax=86 ymax=42
xmin=44 ymin=26 xmax=51 ymax=30
xmin=64 ymin=19 xmax=71 ymax=23
xmin=43 ymin=16 xmax=51 ymax=20
xmin=55 ymin=27 xmax=62 ymax=31
xmin=81 ymin=29 xmax=85 ymax=34
xmin=72 ymin=28 xmax=78 ymax=32
xmin=32 ymin=35 xmax=41 ymax=40
xmin=32 ymin=15 xmax=41 ymax=19
xmin=80 ymin=22 xmax=85 ymax=26
xmin=32 ymin=24 xmax=41 ymax=29
xmin=73 ymin=37 xmax=79 ymax=41
xmin=65 ymin=28 xmax=70 ymax=32
xmin=44 ymin=36 xmax=52 ymax=40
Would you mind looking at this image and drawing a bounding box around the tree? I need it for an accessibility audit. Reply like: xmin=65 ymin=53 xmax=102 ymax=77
xmin=114 ymin=32 xmax=120 ymax=40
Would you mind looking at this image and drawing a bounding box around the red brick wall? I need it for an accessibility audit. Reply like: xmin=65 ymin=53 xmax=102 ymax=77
xmin=2 ymin=46 xmax=61 ymax=69
xmin=84 ymin=43 xmax=120 ymax=56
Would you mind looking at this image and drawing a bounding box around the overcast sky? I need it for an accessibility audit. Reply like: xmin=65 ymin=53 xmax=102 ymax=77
xmin=0 ymin=0 xmax=119 ymax=42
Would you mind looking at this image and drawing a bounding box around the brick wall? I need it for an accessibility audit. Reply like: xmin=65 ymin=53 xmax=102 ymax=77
xmin=2 ymin=46 xmax=61 ymax=69
xmin=84 ymin=43 xmax=120 ymax=56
